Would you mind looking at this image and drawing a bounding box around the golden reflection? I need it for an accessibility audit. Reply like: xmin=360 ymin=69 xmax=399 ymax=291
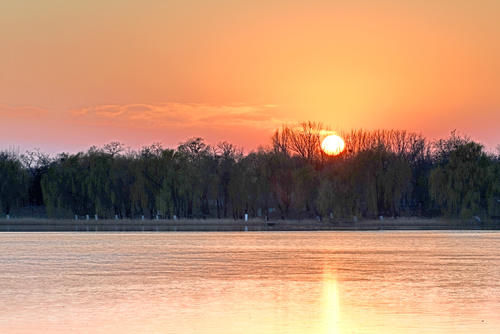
xmin=322 ymin=267 xmax=341 ymax=334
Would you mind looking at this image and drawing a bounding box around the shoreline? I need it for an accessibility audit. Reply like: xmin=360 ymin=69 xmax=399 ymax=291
xmin=0 ymin=218 xmax=499 ymax=232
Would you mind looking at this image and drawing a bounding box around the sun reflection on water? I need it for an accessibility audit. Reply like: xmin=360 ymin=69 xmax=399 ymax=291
xmin=322 ymin=267 xmax=341 ymax=334
xmin=2 ymin=233 xmax=500 ymax=334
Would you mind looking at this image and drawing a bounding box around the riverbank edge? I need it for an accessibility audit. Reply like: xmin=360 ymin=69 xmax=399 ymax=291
xmin=0 ymin=218 xmax=499 ymax=232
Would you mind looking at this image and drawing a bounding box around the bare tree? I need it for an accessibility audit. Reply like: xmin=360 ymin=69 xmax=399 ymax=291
xmin=21 ymin=148 xmax=51 ymax=170
xmin=103 ymin=142 xmax=125 ymax=157
xmin=289 ymin=121 xmax=323 ymax=163
xmin=271 ymin=126 xmax=292 ymax=156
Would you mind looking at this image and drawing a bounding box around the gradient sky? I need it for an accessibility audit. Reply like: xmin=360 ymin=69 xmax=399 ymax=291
xmin=1 ymin=0 xmax=499 ymax=153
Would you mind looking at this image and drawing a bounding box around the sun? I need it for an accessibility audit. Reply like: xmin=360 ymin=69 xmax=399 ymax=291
xmin=321 ymin=134 xmax=345 ymax=156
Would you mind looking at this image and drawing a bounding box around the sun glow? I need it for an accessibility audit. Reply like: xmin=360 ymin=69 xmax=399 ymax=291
xmin=321 ymin=134 xmax=345 ymax=156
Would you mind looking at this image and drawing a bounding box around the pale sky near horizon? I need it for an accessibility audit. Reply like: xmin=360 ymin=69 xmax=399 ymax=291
xmin=1 ymin=0 xmax=499 ymax=153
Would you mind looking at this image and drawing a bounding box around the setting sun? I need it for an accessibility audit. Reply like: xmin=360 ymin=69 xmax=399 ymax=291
xmin=321 ymin=134 xmax=345 ymax=156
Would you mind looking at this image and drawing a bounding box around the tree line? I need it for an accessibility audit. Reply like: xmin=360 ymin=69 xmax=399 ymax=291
xmin=1 ymin=123 xmax=499 ymax=220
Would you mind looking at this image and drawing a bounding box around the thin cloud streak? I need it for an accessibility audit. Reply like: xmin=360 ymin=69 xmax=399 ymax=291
xmin=72 ymin=103 xmax=286 ymax=130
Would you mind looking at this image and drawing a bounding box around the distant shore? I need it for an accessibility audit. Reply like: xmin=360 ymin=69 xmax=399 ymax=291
xmin=0 ymin=217 xmax=499 ymax=232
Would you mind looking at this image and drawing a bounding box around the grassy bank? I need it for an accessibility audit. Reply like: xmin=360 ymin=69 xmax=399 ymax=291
xmin=0 ymin=217 xmax=498 ymax=232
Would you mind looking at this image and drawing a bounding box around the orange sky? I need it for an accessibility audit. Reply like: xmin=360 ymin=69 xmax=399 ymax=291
xmin=1 ymin=0 xmax=499 ymax=153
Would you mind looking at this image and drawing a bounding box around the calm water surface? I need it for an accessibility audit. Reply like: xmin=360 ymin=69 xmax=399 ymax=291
xmin=0 ymin=232 xmax=499 ymax=333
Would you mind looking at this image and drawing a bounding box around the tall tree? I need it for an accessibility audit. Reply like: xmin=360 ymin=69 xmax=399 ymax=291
xmin=0 ymin=151 xmax=29 ymax=214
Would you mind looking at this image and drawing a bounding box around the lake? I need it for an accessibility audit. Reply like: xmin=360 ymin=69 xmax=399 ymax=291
xmin=0 ymin=232 xmax=499 ymax=333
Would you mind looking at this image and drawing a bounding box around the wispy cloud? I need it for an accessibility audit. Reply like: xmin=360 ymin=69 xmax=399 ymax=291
xmin=72 ymin=103 xmax=286 ymax=130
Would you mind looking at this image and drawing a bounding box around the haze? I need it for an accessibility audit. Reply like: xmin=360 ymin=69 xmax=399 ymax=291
xmin=1 ymin=0 xmax=499 ymax=152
